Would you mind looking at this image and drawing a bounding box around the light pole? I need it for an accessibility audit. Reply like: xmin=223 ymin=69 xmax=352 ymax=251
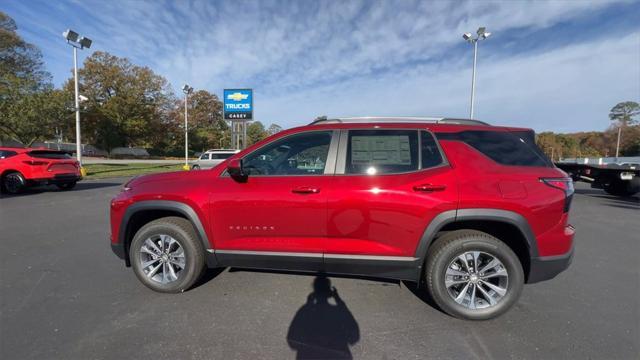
xmin=182 ymin=84 xmax=194 ymax=170
xmin=63 ymin=29 xmax=91 ymax=175
xmin=463 ymin=27 xmax=491 ymax=119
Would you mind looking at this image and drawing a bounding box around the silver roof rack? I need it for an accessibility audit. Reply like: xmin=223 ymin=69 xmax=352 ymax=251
xmin=309 ymin=116 xmax=490 ymax=126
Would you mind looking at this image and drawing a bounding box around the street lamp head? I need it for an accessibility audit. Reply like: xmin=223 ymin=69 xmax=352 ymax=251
xmin=463 ymin=33 xmax=472 ymax=41
xmin=78 ymin=36 xmax=92 ymax=49
xmin=481 ymin=32 xmax=491 ymax=39
xmin=182 ymin=84 xmax=194 ymax=94
xmin=63 ymin=29 xmax=79 ymax=42
xmin=477 ymin=27 xmax=486 ymax=36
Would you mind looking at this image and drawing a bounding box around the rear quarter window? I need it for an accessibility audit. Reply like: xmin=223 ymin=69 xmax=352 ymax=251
xmin=436 ymin=130 xmax=551 ymax=167
xmin=28 ymin=151 xmax=72 ymax=159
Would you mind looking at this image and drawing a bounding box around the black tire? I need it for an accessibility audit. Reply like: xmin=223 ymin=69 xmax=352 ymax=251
xmin=425 ymin=230 xmax=524 ymax=320
xmin=1 ymin=171 xmax=26 ymax=194
xmin=191 ymin=165 xmax=200 ymax=170
xmin=130 ymin=216 xmax=206 ymax=293
xmin=56 ymin=181 xmax=77 ymax=190
xmin=603 ymin=179 xmax=637 ymax=197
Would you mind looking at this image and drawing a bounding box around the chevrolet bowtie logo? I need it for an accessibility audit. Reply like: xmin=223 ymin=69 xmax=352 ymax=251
xmin=227 ymin=92 xmax=248 ymax=101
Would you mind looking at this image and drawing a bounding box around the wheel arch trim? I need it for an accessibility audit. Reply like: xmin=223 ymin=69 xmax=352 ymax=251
xmin=414 ymin=208 xmax=539 ymax=261
xmin=118 ymin=200 xmax=211 ymax=253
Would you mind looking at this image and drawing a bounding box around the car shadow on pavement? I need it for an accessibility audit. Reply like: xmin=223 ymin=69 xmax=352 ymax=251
xmin=286 ymin=275 xmax=360 ymax=360
xmin=191 ymin=267 xmax=226 ymax=290
xmin=403 ymin=281 xmax=447 ymax=316
xmin=0 ymin=181 xmax=122 ymax=198
xmin=574 ymin=188 xmax=640 ymax=205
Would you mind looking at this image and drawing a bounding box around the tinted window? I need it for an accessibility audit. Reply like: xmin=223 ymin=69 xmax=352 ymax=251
xmin=436 ymin=130 xmax=550 ymax=167
xmin=28 ymin=151 xmax=71 ymax=159
xmin=421 ymin=131 xmax=444 ymax=168
xmin=0 ymin=150 xmax=18 ymax=159
xmin=346 ymin=130 xmax=418 ymax=175
xmin=243 ymin=131 xmax=332 ymax=175
xmin=211 ymin=153 xmax=234 ymax=160
xmin=200 ymin=153 xmax=210 ymax=160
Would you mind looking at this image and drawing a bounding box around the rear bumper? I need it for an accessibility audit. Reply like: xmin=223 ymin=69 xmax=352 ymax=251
xmin=29 ymin=173 xmax=81 ymax=185
xmin=527 ymin=245 xmax=574 ymax=283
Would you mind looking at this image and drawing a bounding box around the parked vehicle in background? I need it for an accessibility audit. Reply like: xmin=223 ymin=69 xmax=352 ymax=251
xmin=555 ymin=159 xmax=639 ymax=197
xmin=0 ymin=147 xmax=81 ymax=194
xmin=110 ymin=117 xmax=575 ymax=320
xmin=191 ymin=149 xmax=240 ymax=170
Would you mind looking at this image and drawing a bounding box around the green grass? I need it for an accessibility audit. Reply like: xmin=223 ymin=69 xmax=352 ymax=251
xmin=83 ymin=163 xmax=184 ymax=179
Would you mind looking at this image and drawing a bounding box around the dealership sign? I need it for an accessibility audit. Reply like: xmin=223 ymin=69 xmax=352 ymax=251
xmin=224 ymin=89 xmax=253 ymax=120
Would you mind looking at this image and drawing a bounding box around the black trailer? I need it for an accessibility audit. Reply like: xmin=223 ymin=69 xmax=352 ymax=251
xmin=555 ymin=161 xmax=640 ymax=197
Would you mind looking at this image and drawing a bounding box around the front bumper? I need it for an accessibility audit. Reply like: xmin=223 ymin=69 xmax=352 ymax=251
xmin=111 ymin=242 xmax=126 ymax=260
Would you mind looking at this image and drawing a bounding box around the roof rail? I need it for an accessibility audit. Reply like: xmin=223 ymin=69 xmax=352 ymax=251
xmin=309 ymin=116 xmax=490 ymax=126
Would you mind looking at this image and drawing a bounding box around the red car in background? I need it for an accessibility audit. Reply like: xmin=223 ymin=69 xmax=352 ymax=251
xmin=0 ymin=147 xmax=81 ymax=194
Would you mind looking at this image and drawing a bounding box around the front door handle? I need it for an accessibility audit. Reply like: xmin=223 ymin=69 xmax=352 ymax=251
xmin=413 ymin=184 xmax=446 ymax=192
xmin=292 ymin=186 xmax=321 ymax=194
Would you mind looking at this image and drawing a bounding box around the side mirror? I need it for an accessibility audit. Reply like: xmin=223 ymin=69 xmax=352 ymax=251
xmin=227 ymin=158 xmax=247 ymax=182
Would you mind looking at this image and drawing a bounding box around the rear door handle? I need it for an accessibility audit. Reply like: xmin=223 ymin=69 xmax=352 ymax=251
xmin=413 ymin=184 xmax=446 ymax=192
xmin=292 ymin=187 xmax=321 ymax=194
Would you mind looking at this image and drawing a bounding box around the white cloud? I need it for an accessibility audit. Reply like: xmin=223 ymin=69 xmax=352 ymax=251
xmin=256 ymin=32 xmax=640 ymax=132
xmin=5 ymin=0 xmax=639 ymax=131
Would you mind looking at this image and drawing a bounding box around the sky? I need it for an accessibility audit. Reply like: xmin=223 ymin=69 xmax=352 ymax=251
xmin=2 ymin=0 xmax=640 ymax=132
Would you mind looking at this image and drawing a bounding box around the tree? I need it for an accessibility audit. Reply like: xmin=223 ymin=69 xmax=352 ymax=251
xmin=67 ymin=51 xmax=176 ymax=152
xmin=169 ymin=90 xmax=228 ymax=153
xmin=609 ymin=101 xmax=639 ymax=157
xmin=247 ymin=121 xmax=268 ymax=145
xmin=0 ymin=12 xmax=62 ymax=145
xmin=267 ymin=123 xmax=283 ymax=135
xmin=609 ymin=101 xmax=639 ymax=127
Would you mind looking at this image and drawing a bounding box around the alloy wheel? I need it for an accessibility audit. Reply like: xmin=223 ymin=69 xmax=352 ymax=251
xmin=138 ymin=234 xmax=186 ymax=284
xmin=445 ymin=251 xmax=509 ymax=310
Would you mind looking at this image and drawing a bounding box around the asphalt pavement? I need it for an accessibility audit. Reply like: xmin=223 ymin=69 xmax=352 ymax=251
xmin=0 ymin=180 xmax=638 ymax=359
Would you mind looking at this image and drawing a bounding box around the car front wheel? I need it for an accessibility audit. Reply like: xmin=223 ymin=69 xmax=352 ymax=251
xmin=425 ymin=230 xmax=524 ymax=320
xmin=130 ymin=217 xmax=205 ymax=293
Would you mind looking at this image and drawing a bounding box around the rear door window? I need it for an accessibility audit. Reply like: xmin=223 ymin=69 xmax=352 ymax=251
xmin=0 ymin=150 xmax=18 ymax=159
xmin=421 ymin=131 xmax=445 ymax=168
xmin=346 ymin=130 xmax=419 ymax=175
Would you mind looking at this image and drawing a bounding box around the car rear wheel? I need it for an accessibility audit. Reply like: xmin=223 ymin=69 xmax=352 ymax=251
xmin=425 ymin=230 xmax=524 ymax=320
xmin=191 ymin=165 xmax=200 ymax=170
xmin=130 ymin=217 xmax=205 ymax=293
xmin=56 ymin=181 xmax=77 ymax=190
xmin=2 ymin=172 xmax=26 ymax=194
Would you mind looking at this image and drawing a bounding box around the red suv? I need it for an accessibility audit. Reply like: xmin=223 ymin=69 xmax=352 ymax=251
xmin=110 ymin=117 xmax=575 ymax=320
xmin=0 ymin=147 xmax=81 ymax=194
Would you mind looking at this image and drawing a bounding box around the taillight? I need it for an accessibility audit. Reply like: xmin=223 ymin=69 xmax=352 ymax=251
xmin=541 ymin=177 xmax=574 ymax=212
xmin=23 ymin=160 xmax=49 ymax=166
